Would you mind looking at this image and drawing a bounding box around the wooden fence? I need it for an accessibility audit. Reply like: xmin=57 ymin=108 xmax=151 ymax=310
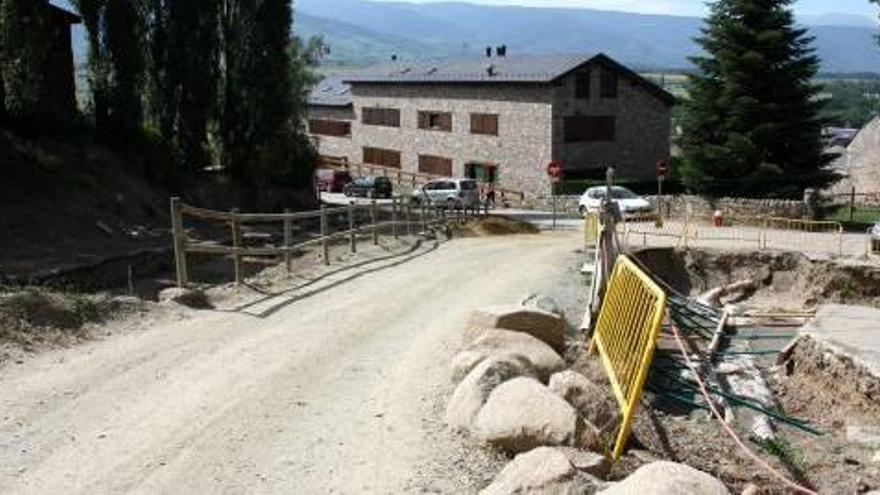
xmin=318 ymin=156 xmax=527 ymax=207
xmin=170 ymin=196 xmax=481 ymax=287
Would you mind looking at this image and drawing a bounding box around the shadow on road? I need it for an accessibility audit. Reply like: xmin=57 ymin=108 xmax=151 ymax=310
xmin=217 ymin=239 xmax=442 ymax=319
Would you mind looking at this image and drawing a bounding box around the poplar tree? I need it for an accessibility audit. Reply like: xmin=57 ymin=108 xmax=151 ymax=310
xmin=0 ymin=0 xmax=52 ymax=121
xmin=680 ymin=0 xmax=835 ymax=198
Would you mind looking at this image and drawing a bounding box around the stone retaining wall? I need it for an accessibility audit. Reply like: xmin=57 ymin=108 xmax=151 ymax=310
xmin=522 ymin=194 xmax=805 ymax=219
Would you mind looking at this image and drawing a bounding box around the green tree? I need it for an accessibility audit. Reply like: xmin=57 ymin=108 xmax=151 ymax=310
xmin=0 ymin=0 xmax=53 ymax=122
xmin=72 ymin=0 xmax=146 ymax=144
xmin=146 ymin=0 xmax=221 ymax=174
xmin=222 ymin=0 xmax=320 ymax=206
xmin=680 ymin=0 xmax=835 ymax=198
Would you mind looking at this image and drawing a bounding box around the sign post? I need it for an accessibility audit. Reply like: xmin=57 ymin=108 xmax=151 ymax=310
xmin=547 ymin=161 xmax=565 ymax=230
xmin=655 ymin=159 xmax=668 ymax=228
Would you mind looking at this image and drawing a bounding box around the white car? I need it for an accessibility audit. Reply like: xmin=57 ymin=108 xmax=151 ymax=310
xmin=412 ymin=178 xmax=481 ymax=209
xmin=578 ymin=186 xmax=653 ymax=217
xmin=871 ymin=221 xmax=880 ymax=253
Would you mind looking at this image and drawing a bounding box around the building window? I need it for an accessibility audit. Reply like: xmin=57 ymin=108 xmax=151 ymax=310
xmin=418 ymin=111 xmax=452 ymax=132
xmin=600 ymin=68 xmax=618 ymax=98
xmin=563 ymin=115 xmax=616 ymax=143
xmin=363 ymin=147 xmax=401 ymax=168
xmin=470 ymin=113 xmax=499 ymax=136
xmin=308 ymin=119 xmax=351 ymax=138
xmin=575 ymin=70 xmax=590 ymax=99
xmin=418 ymin=155 xmax=453 ymax=176
xmin=362 ymin=107 xmax=400 ymax=127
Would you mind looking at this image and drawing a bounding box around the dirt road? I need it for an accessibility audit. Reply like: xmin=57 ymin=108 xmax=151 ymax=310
xmin=0 ymin=233 xmax=584 ymax=494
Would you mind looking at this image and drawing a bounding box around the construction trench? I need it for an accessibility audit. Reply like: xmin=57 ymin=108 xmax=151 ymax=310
xmin=579 ymin=246 xmax=880 ymax=492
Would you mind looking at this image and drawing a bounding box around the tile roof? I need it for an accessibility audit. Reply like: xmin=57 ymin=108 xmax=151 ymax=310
xmin=308 ymin=76 xmax=353 ymax=107
xmin=307 ymin=53 xmax=676 ymax=107
xmin=343 ymin=53 xmax=595 ymax=84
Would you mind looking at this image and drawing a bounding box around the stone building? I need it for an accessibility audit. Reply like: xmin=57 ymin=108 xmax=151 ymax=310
xmin=307 ymin=52 xmax=675 ymax=197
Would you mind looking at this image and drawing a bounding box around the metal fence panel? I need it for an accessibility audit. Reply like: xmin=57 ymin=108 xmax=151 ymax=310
xmin=590 ymin=255 xmax=667 ymax=460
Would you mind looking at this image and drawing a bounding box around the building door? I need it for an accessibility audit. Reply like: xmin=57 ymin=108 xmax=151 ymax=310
xmin=465 ymin=163 xmax=497 ymax=183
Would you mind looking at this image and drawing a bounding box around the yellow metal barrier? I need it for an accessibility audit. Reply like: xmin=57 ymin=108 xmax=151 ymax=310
xmin=589 ymin=255 xmax=667 ymax=460
xmin=584 ymin=212 xmax=599 ymax=248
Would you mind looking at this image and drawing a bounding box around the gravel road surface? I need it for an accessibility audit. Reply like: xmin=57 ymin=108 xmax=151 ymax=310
xmin=0 ymin=233 xmax=584 ymax=494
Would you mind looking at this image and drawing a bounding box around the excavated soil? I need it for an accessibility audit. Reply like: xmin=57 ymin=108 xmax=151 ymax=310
xmin=573 ymin=248 xmax=880 ymax=493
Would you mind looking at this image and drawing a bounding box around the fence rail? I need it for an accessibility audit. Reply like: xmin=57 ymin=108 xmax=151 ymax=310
xmin=170 ymin=196 xmax=478 ymax=286
xmin=617 ymin=214 xmax=846 ymax=255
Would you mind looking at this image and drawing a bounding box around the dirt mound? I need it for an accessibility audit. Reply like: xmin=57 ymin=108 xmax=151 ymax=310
xmin=449 ymin=216 xmax=540 ymax=237
xmin=0 ymin=288 xmax=135 ymax=350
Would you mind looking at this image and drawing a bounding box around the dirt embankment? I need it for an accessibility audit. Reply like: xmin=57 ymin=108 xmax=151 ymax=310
xmin=636 ymin=248 xmax=880 ymax=309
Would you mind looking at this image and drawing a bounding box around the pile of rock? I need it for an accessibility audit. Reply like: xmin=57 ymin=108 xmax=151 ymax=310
xmin=447 ymin=297 xmax=731 ymax=494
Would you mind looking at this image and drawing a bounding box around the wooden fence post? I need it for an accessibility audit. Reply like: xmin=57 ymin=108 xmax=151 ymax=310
xmin=320 ymin=205 xmax=330 ymax=265
xmin=348 ymin=201 xmax=357 ymax=253
xmin=283 ymin=208 xmax=292 ymax=274
xmin=371 ymin=199 xmax=379 ymax=245
xmin=406 ymin=202 xmax=412 ymax=237
xmin=420 ymin=203 xmax=427 ymax=231
xmin=850 ymin=186 xmax=856 ymax=222
xmin=170 ymin=197 xmax=189 ymax=287
xmin=231 ymin=208 xmax=243 ymax=285
xmin=392 ymin=197 xmax=399 ymax=239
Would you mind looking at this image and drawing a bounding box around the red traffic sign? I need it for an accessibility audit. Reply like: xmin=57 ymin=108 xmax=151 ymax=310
xmin=655 ymin=159 xmax=668 ymax=178
xmin=547 ymin=161 xmax=565 ymax=179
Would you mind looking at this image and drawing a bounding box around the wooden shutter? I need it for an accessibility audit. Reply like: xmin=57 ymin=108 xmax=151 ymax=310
xmin=418 ymin=155 xmax=453 ymax=176
xmin=563 ymin=116 xmax=616 ymax=143
xmin=471 ymin=113 xmax=499 ymax=136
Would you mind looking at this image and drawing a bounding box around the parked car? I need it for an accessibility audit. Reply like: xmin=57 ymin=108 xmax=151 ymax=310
xmin=578 ymin=186 xmax=653 ymax=217
xmin=343 ymin=176 xmax=393 ymax=199
xmin=315 ymin=169 xmax=352 ymax=193
xmin=411 ymin=178 xmax=480 ymax=209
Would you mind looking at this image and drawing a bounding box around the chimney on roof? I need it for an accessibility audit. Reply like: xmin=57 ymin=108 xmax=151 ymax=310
xmin=486 ymin=46 xmax=492 ymax=58
xmin=496 ymin=45 xmax=507 ymax=57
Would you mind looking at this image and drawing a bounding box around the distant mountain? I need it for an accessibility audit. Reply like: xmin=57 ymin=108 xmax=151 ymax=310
xmin=295 ymin=0 xmax=880 ymax=73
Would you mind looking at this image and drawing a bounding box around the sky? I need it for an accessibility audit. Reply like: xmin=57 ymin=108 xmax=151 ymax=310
xmin=393 ymin=0 xmax=879 ymax=17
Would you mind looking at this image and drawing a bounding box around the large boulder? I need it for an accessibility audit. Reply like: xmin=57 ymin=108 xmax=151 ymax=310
xmin=549 ymin=371 xmax=620 ymax=436
xmin=475 ymin=377 xmax=578 ymax=453
xmin=466 ymin=305 xmax=566 ymax=353
xmin=480 ymin=447 xmax=595 ymax=495
xmin=446 ymin=355 xmax=536 ymax=430
xmin=158 ymin=287 xmax=211 ymax=309
xmin=599 ymin=461 xmax=729 ymax=495
xmin=521 ymin=294 xmax=564 ymax=317
xmin=454 ymin=330 xmax=566 ymax=383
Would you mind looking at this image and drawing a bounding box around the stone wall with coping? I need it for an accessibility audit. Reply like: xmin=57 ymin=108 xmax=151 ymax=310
xmin=522 ymin=194 xmax=806 ymax=219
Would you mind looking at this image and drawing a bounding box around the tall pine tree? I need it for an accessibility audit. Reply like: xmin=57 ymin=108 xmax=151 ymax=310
xmin=680 ymin=0 xmax=835 ymax=198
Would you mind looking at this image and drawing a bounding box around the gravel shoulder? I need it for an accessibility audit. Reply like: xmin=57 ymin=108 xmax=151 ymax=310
xmin=0 ymin=232 xmax=585 ymax=494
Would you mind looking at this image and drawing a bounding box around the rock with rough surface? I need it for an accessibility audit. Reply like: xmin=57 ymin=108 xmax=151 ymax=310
xmin=521 ymin=294 xmax=564 ymax=317
xmin=549 ymin=371 xmax=620 ymax=435
xmin=555 ymin=447 xmax=610 ymax=479
xmin=446 ymin=355 xmax=536 ymax=430
xmin=480 ymin=447 xmax=594 ymax=495
xmin=456 ymin=329 xmax=565 ymax=383
xmin=158 ymin=287 xmax=211 ymax=308
xmin=599 ymin=461 xmax=729 ymax=495
xmin=466 ymin=305 xmax=566 ymax=352
xmin=475 ymin=377 xmax=578 ymax=453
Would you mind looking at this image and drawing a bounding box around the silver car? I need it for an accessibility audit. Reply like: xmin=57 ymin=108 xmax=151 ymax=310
xmin=412 ymin=178 xmax=480 ymax=209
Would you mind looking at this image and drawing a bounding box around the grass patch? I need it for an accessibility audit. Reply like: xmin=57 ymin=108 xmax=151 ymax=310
xmin=822 ymin=205 xmax=880 ymax=232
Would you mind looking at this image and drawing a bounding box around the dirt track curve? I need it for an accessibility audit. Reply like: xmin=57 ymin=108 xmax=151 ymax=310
xmin=0 ymin=233 xmax=582 ymax=494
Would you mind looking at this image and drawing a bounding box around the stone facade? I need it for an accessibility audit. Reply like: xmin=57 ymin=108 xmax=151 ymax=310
xmin=307 ymin=57 xmax=672 ymax=198
xmin=552 ymin=63 xmax=672 ymax=179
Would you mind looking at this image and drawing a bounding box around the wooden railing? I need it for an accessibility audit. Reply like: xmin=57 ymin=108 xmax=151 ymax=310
xmin=317 ymin=156 xmax=527 ymax=207
xmin=170 ymin=196 xmax=482 ymax=286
